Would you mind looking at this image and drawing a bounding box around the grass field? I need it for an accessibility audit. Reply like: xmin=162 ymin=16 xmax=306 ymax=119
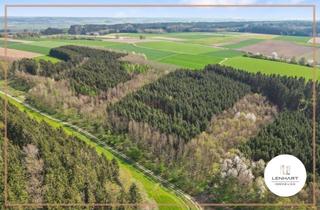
xmin=0 ymin=90 xmax=194 ymax=210
xmin=136 ymin=41 xmax=218 ymax=55
xmin=34 ymin=55 xmax=61 ymax=63
xmin=222 ymin=38 xmax=264 ymax=49
xmin=4 ymin=41 xmax=52 ymax=54
xmin=159 ymin=54 xmax=223 ymax=69
xmin=223 ymin=56 xmax=318 ymax=80
xmin=107 ymin=43 xmax=175 ymax=60
xmin=200 ymin=49 xmax=244 ymax=58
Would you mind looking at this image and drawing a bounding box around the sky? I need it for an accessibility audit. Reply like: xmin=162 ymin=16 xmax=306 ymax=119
xmin=0 ymin=0 xmax=319 ymax=21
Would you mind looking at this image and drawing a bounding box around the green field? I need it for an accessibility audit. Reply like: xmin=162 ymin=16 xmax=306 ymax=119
xmin=34 ymin=55 xmax=61 ymax=63
xmin=223 ymin=56 xmax=318 ymax=80
xmin=2 ymin=41 xmax=52 ymax=54
xmin=222 ymin=39 xmax=264 ymax=49
xmin=136 ymin=41 xmax=218 ymax=55
xmin=107 ymin=43 xmax=175 ymax=60
xmin=0 ymin=90 xmax=194 ymax=210
xmin=200 ymin=49 xmax=244 ymax=58
xmin=159 ymin=54 xmax=223 ymax=69
xmin=2 ymin=32 xmax=317 ymax=77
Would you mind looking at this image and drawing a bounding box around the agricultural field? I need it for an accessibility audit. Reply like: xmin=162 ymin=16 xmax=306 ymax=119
xmin=239 ymin=39 xmax=317 ymax=59
xmin=0 ymin=47 xmax=41 ymax=60
xmin=222 ymin=38 xmax=264 ymax=49
xmin=3 ymin=32 xmax=317 ymax=77
xmin=273 ymin=35 xmax=312 ymax=44
xmin=223 ymin=56 xmax=318 ymax=80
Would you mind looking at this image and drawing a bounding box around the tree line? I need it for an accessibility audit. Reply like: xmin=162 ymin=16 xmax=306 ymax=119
xmin=68 ymin=21 xmax=317 ymax=36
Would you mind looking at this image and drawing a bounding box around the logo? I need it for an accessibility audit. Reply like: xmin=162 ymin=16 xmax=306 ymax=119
xmin=264 ymin=154 xmax=306 ymax=197
xmin=280 ymin=164 xmax=290 ymax=175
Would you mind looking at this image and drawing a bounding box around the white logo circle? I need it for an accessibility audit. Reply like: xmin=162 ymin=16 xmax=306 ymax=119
xmin=264 ymin=154 xmax=306 ymax=197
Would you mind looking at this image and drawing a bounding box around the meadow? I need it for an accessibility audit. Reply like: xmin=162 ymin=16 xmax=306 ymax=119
xmin=223 ymin=56 xmax=317 ymax=80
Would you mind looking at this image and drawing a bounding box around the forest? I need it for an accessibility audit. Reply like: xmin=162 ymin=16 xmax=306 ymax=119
xmin=0 ymin=99 xmax=143 ymax=208
xmin=108 ymin=69 xmax=251 ymax=140
xmin=106 ymin=64 xmax=319 ymax=204
xmin=205 ymin=65 xmax=320 ymax=174
xmin=10 ymin=45 xmax=137 ymax=96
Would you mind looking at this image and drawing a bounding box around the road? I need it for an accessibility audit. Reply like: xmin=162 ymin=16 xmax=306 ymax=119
xmin=0 ymin=90 xmax=202 ymax=210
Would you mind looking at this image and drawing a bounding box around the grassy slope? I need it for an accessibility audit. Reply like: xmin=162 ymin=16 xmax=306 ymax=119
xmin=0 ymin=92 xmax=193 ymax=210
xmin=223 ymin=56 xmax=318 ymax=80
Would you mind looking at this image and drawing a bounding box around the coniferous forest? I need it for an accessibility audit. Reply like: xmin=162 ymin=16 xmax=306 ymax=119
xmin=5 ymin=45 xmax=320 ymax=207
xmin=0 ymin=100 xmax=142 ymax=208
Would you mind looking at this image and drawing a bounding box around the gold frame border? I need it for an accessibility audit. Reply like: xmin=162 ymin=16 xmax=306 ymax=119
xmin=2 ymin=3 xmax=318 ymax=209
